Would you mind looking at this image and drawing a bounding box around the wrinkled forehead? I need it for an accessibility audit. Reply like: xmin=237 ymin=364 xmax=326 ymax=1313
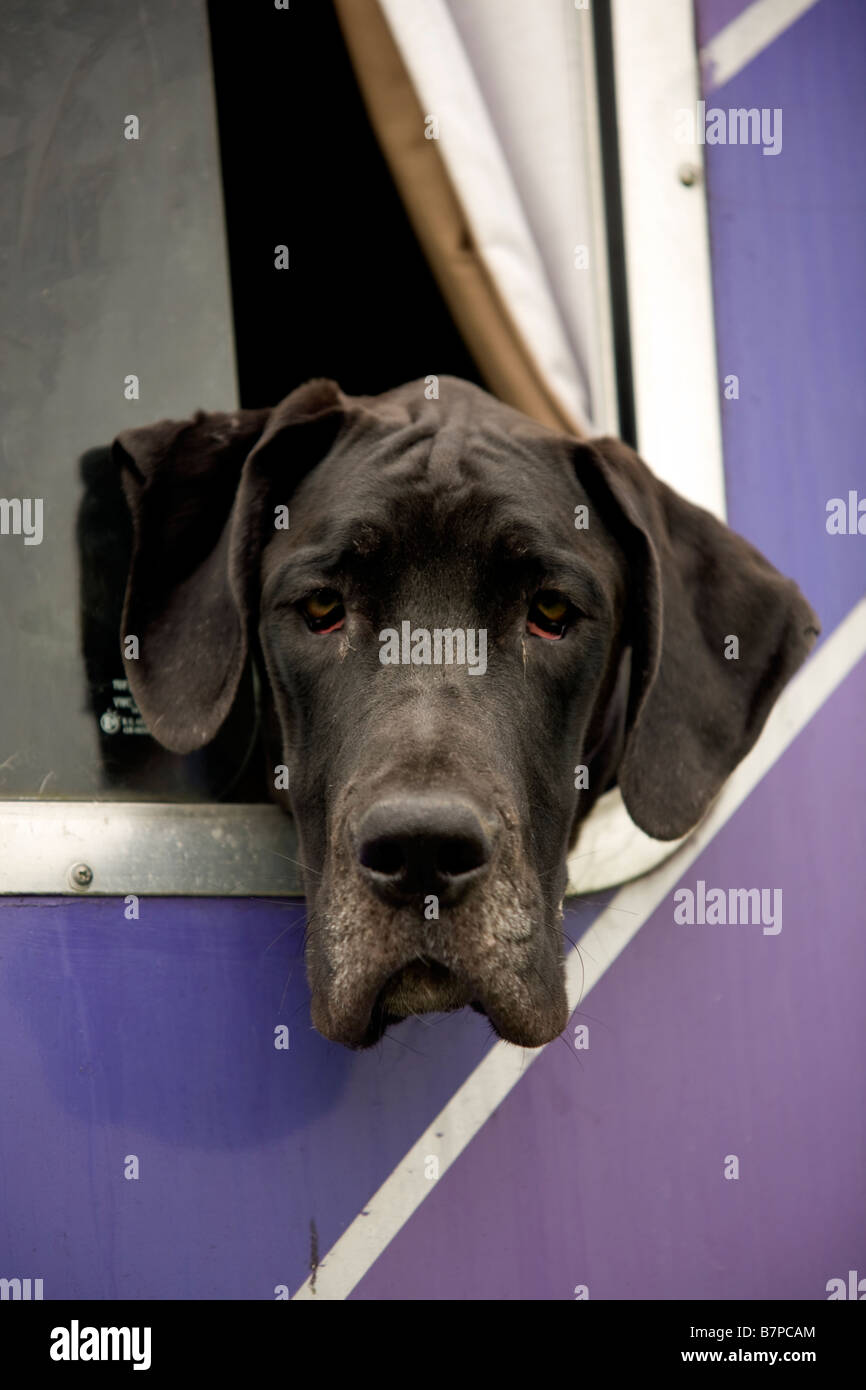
xmin=261 ymin=405 xmax=625 ymax=619
xmin=267 ymin=415 xmax=621 ymax=594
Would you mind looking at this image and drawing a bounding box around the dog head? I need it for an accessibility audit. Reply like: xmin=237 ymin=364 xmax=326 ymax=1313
xmin=112 ymin=377 xmax=819 ymax=1048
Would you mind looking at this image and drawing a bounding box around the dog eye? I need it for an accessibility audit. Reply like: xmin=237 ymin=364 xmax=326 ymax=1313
xmin=527 ymin=590 xmax=576 ymax=640
xmin=298 ymin=589 xmax=345 ymax=633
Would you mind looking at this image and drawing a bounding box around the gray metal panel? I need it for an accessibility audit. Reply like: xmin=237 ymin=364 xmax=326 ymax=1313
xmin=0 ymin=801 xmax=303 ymax=896
xmin=0 ymin=0 xmax=237 ymax=798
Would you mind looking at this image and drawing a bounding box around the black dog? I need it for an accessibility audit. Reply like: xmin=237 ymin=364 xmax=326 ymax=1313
xmin=112 ymin=377 xmax=819 ymax=1049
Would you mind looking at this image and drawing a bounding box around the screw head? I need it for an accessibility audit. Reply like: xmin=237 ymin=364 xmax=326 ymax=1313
xmin=678 ymin=162 xmax=701 ymax=187
xmin=69 ymin=863 xmax=94 ymax=890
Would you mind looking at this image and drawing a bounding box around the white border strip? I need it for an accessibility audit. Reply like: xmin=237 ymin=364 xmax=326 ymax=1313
xmin=609 ymin=0 xmax=726 ymax=518
xmin=566 ymin=784 xmax=689 ymax=895
xmin=701 ymin=0 xmax=822 ymax=93
xmin=294 ymin=599 xmax=866 ymax=1299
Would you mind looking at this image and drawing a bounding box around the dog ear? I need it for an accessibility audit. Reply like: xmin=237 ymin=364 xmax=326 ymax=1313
xmin=111 ymin=379 xmax=346 ymax=753
xmin=575 ymin=436 xmax=820 ymax=839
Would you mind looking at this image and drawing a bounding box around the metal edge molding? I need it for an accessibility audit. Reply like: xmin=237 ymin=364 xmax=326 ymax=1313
xmin=0 ymin=801 xmax=304 ymax=897
xmin=0 ymin=794 xmax=687 ymax=901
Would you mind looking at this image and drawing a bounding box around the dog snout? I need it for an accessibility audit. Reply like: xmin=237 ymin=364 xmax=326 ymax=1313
xmin=355 ymin=795 xmax=495 ymax=905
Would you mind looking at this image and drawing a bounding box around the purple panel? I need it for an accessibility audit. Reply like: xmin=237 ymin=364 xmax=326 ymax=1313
xmin=352 ymin=654 xmax=866 ymax=1300
xmin=697 ymin=0 xmax=866 ymax=637
xmin=694 ymin=0 xmax=756 ymax=49
xmin=0 ymin=885 xmax=607 ymax=1297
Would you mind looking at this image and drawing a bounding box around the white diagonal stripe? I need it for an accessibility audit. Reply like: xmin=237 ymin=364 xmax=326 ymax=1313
xmin=700 ymin=0 xmax=822 ymax=92
xmin=294 ymin=597 xmax=866 ymax=1299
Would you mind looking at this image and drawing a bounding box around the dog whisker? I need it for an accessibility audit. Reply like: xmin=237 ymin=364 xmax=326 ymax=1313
xmin=568 ymin=895 xmax=640 ymax=915
xmin=380 ymin=1030 xmax=428 ymax=1058
xmin=263 ymin=927 xmax=294 ymax=954
xmin=267 ymin=848 xmax=323 ymax=877
xmin=278 ymin=976 xmax=294 ymax=1011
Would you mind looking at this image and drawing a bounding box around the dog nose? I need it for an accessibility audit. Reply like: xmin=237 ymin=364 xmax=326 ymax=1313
xmin=356 ymin=796 xmax=494 ymax=905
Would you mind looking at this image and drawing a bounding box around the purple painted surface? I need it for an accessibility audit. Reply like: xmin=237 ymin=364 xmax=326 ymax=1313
xmin=694 ymin=0 xmax=756 ymax=49
xmin=352 ymin=654 xmax=866 ymax=1300
xmin=697 ymin=0 xmax=866 ymax=637
xmin=0 ymin=887 xmax=606 ymax=1297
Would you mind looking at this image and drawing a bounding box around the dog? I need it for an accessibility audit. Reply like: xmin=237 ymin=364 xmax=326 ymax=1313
xmin=112 ymin=377 xmax=819 ymax=1049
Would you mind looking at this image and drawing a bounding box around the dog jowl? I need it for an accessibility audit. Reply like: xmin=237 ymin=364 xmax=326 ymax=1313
xmin=112 ymin=377 xmax=819 ymax=1049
